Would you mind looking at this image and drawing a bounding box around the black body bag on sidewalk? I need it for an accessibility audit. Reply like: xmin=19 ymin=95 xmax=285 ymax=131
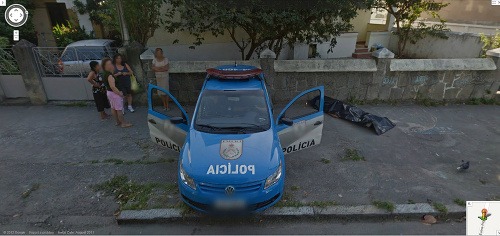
xmin=310 ymin=96 xmax=395 ymax=135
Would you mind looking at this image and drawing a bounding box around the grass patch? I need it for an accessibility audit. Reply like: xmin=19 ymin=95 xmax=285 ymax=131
xmin=347 ymin=96 xmax=365 ymax=106
xmin=432 ymin=202 xmax=448 ymax=214
xmin=274 ymin=193 xmax=304 ymax=208
xmin=21 ymin=183 xmax=40 ymax=199
xmin=275 ymin=192 xmax=338 ymax=208
xmin=341 ymin=149 xmax=365 ymax=162
xmin=479 ymin=179 xmax=488 ymax=185
xmin=320 ymin=158 xmax=331 ymax=164
xmin=93 ymin=175 xmax=177 ymax=210
xmin=372 ymin=200 xmax=395 ymax=212
xmin=466 ymin=98 xmax=498 ymax=105
xmin=453 ymin=198 xmax=466 ymax=207
xmin=92 ymin=158 xmax=176 ymax=165
xmin=290 ymin=186 xmax=300 ymax=191
xmin=57 ymin=101 xmax=88 ymax=107
xmin=309 ymin=201 xmax=338 ymax=208
xmin=407 ymin=199 xmax=415 ymax=204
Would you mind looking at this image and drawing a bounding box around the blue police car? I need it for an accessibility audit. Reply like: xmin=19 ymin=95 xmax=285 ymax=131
xmin=147 ymin=64 xmax=325 ymax=212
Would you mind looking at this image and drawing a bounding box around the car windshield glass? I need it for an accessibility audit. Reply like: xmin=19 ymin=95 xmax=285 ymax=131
xmin=194 ymin=90 xmax=270 ymax=134
xmin=61 ymin=46 xmax=108 ymax=62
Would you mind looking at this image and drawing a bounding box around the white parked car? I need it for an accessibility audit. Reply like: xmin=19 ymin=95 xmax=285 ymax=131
xmin=57 ymin=39 xmax=120 ymax=76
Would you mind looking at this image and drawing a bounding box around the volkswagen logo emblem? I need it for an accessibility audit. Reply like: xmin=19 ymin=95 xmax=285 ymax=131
xmin=225 ymin=186 xmax=235 ymax=196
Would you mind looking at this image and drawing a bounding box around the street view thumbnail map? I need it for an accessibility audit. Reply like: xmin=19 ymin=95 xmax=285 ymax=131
xmin=467 ymin=201 xmax=500 ymax=235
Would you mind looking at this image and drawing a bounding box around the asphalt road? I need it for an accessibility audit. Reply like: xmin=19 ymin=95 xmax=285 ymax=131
xmin=0 ymin=104 xmax=498 ymax=233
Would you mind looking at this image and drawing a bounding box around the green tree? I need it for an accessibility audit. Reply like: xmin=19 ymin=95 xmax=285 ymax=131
xmin=164 ymin=0 xmax=373 ymax=60
xmin=74 ymin=0 xmax=120 ymax=40
xmin=74 ymin=0 xmax=165 ymax=45
xmin=374 ymin=0 xmax=449 ymax=58
xmin=0 ymin=0 xmax=37 ymax=46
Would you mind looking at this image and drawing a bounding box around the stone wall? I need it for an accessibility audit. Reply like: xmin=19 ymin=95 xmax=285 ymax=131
xmin=153 ymin=56 xmax=498 ymax=105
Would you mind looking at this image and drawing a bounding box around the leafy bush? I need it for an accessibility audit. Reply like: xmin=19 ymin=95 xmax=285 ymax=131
xmin=0 ymin=37 xmax=9 ymax=47
xmin=480 ymin=30 xmax=500 ymax=57
xmin=52 ymin=21 xmax=95 ymax=47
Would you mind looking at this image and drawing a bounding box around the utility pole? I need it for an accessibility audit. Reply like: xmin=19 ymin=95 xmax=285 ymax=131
xmin=116 ymin=0 xmax=130 ymax=45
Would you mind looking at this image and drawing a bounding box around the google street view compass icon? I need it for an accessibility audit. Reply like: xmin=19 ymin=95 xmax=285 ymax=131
xmin=5 ymin=4 xmax=29 ymax=27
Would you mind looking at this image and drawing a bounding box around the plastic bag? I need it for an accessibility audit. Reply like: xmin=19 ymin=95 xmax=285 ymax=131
xmin=310 ymin=96 xmax=395 ymax=135
xmin=130 ymin=75 xmax=143 ymax=94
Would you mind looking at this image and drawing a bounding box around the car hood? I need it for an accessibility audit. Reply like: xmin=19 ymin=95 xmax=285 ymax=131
xmin=182 ymin=129 xmax=280 ymax=183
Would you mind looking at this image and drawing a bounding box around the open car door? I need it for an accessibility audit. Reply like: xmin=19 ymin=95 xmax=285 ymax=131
xmin=276 ymin=86 xmax=324 ymax=155
xmin=147 ymin=84 xmax=189 ymax=152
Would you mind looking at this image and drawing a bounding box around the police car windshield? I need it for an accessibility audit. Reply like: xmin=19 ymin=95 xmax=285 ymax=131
xmin=194 ymin=90 xmax=270 ymax=134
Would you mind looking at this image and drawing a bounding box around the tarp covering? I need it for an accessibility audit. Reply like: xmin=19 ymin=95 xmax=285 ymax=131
xmin=310 ymin=96 xmax=395 ymax=135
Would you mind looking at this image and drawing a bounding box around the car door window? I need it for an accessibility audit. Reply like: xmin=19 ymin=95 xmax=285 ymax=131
xmin=279 ymin=89 xmax=321 ymax=121
xmin=151 ymin=88 xmax=187 ymax=122
xmin=147 ymin=85 xmax=189 ymax=152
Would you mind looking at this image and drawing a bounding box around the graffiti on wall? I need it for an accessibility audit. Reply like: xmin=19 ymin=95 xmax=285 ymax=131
xmin=382 ymin=76 xmax=397 ymax=86
xmin=412 ymin=75 xmax=428 ymax=85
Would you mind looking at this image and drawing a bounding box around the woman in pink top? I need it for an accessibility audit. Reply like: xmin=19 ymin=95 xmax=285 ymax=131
xmin=152 ymin=48 xmax=170 ymax=110
xmin=102 ymin=58 xmax=132 ymax=128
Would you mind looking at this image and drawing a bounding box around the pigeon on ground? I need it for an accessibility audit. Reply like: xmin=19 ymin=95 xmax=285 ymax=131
xmin=457 ymin=160 xmax=470 ymax=171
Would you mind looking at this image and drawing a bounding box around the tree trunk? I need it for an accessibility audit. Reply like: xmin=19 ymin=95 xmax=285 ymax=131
xmin=245 ymin=43 xmax=258 ymax=60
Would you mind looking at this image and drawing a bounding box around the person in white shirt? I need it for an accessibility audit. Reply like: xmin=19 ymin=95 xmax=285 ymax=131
xmin=151 ymin=48 xmax=170 ymax=110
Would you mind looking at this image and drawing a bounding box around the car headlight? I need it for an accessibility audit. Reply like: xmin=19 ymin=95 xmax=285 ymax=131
xmin=180 ymin=162 xmax=196 ymax=190
xmin=264 ymin=162 xmax=282 ymax=189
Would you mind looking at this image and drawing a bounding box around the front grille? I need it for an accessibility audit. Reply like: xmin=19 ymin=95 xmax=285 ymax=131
xmin=198 ymin=181 xmax=262 ymax=194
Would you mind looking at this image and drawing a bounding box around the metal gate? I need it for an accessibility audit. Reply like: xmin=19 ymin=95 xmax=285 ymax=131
xmin=0 ymin=47 xmax=27 ymax=98
xmin=32 ymin=47 xmax=118 ymax=101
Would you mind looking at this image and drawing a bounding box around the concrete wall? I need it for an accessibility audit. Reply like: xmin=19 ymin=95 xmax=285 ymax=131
xmin=0 ymin=75 xmax=28 ymax=98
xmin=352 ymin=10 xmax=372 ymax=42
xmin=388 ymin=32 xmax=484 ymax=59
xmin=42 ymin=77 xmax=93 ymax=100
xmin=144 ymin=33 xmax=358 ymax=61
xmin=426 ymin=0 xmax=500 ymax=27
xmin=140 ymin=57 xmax=499 ymax=105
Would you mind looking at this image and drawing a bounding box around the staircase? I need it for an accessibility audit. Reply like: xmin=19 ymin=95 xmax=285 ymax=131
xmin=352 ymin=42 xmax=372 ymax=59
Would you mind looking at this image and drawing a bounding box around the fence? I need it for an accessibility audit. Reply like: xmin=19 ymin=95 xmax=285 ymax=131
xmin=32 ymin=47 xmax=118 ymax=77
xmin=30 ymin=47 xmax=119 ymax=100
xmin=0 ymin=48 xmax=27 ymax=98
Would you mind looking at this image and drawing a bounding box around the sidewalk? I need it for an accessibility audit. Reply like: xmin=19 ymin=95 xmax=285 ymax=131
xmin=0 ymin=104 xmax=498 ymax=227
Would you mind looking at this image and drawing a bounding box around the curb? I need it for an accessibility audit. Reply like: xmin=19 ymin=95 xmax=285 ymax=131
xmin=116 ymin=203 xmax=466 ymax=224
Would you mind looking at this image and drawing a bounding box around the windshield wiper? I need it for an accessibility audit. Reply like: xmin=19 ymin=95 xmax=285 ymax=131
xmin=195 ymin=124 xmax=222 ymax=131
xmin=223 ymin=123 xmax=268 ymax=133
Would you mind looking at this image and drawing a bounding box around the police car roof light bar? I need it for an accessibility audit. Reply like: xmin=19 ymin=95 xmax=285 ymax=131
xmin=206 ymin=68 xmax=263 ymax=80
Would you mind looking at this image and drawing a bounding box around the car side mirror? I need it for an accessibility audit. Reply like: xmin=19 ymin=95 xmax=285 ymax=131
xmin=170 ymin=116 xmax=185 ymax=124
xmin=279 ymin=117 xmax=294 ymax=126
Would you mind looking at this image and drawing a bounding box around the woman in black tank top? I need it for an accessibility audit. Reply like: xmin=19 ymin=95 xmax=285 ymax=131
xmin=86 ymin=61 xmax=110 ymax=120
